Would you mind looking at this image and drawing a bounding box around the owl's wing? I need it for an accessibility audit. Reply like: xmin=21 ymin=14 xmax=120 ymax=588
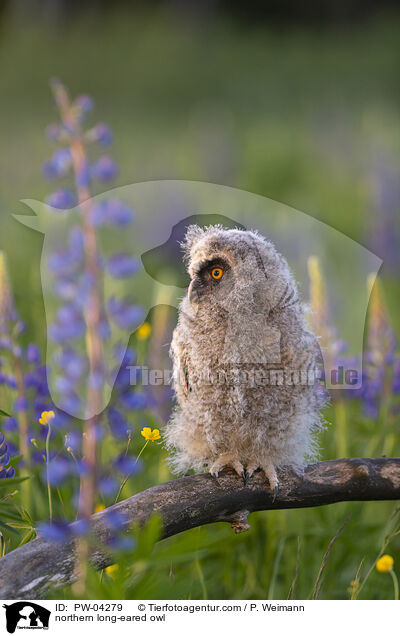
xmin=279 ymin=327 xmax=324 ymax=378
xmin=170 ymin=325 xmax=192 ymax=402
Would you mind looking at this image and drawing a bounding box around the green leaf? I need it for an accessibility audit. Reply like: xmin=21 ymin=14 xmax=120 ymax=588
xmin=0 ymin=509 xmax=25 ymax=522
xmin=18 ymin=528 xmax=36 ymax=547
xmin=0 ymin=408 xmax=11 ymax=418
xmin=0 ymin=519 xmax=18 ymax=534
xmin=0 ymin=476 xmax=29 ymax=489
xmin=20 ymin=506 xmax=34 ymax=526
xmin=9 ymin=455 xmax=23 ymax=468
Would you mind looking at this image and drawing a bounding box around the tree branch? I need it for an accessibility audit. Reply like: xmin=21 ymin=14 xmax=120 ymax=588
xmin=1 ymin=457 xmax=399 ymax=599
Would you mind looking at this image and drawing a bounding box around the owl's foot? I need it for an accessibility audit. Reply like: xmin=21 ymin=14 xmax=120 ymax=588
xmin=246 ymin=460 xmax=279 ymax=493
xmin=210 ymin=454 xmax=244 ymax=480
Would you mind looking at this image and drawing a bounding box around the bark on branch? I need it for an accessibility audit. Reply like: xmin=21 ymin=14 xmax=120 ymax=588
xmin=1 ymin=457 xmax=399 ymax=599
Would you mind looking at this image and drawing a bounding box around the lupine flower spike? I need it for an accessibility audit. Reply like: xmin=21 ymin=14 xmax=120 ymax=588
xmin=0 ymin=431 xmax=15 ymax=479
xmin=45 ymin=79 xmax=146 ymax=522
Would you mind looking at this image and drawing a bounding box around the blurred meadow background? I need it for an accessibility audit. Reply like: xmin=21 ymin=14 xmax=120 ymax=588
xmin=0 ymin=0 xmax=400 ymax=600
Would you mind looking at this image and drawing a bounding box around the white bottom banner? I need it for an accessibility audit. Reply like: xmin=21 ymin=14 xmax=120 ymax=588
xmin=0 ymin=600 xmax=396 ymax=635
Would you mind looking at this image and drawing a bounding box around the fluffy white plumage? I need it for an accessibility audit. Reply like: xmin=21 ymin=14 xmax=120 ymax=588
xmin=165 ymin=225 xmax=326 ymax=489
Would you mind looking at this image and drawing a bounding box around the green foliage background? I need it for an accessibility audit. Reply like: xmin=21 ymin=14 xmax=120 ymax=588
xmin=0 ymin=7 xmax=399 ymax=600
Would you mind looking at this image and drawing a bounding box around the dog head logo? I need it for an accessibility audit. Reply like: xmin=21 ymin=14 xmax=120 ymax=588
xmin=14 ymin=180 xmax=381 ymax=418
xmin=3 ymin=602 xmax=50 ymax=633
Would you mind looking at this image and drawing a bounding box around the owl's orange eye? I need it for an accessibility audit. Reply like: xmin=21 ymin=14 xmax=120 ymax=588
xmin=211 ymin=267 xmax=223 ymax=280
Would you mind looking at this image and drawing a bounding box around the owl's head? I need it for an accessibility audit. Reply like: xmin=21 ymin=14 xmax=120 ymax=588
xmin=182 ymin=225 xmax=298 ymax=316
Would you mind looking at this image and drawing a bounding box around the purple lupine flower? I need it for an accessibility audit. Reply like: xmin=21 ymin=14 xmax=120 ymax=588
xmin=30 ymin=366 xmax=50 ymax=397
xmin=104 ymin=509 xmax=127 ymax=531
xmin=42 ymin=457 xmax=71 ymax=486
xmin=2 ymin=417 xmax=18 ymax=432
xmin=55 ymin=375 xmax=78 ymax=395
xmin=73 ymin=272 xmax=95 ymax=308
xmin=0 ymin=339 xmax=11 ymax=351
xmin=108 ymin=297 xmax=144 ymax=329
xmin=56 ymin=304 xmax=84 ymax=326
xmin=46 ymin=123 xmax=64 ymax=142
xmin=38 ymin=520 xmax=71 ymax=543
xmin=46 ymin=188 xmax=77 ymax=210
xmin=88 ymin=371 xmax=105 ymax=391
xmin=359 ymin=276 xmax=399 ymax=418
xmin=107 ymin=535 xmax=135 ymax=552
xmin=15 ymin=321 xmax=26 ymax=336
xmin=26 ymin=343 xmax=41 ymax=364
xmin=108 ymin=407 xmax=130 ymax=439
xmin=121 ymin=392 xmax=147 ymax=410
xmin=0 ymin=250 xmax=61 ymax=462
xmin=53 ymin=277 xmax=77 ymax=300
xmin=6 ymin=441 xmax=17 ymax=456
xmin=5 ymin=375 xmax=17 ymax=389
xmin=0 ymin=466 xmax=15 ymax=479
xmin=99 ymin=319 xmax=112 ymax=340
xmin=55 ymin=349 xmax=87 ymax=380
xmin=34 ymin=401 xmax=51 ymax=420
xmin=49 ymin=306 xmax=85 ymax=343
xmin=90 ymin=155 xmax=119 ymax=182
xmin=12 ymin=345 xmax=22 ymax=358
xmin=393 ymin=357 xmax=400 ymax=394
xmin=114 ymin=454 xmax=140 ymax=476
xmin=58 ymin=392 xmax=81 ymax=414
xmin=31 ymin=450 xmax=45 ymax=464
xmin=0 ymin=433 xmax=8 ymax=452
xmin=14 ymin=396 xmax=29 ymax=412
xmin=49 ymin=321 xmax=85 ymax=343
xmin=64 ymin=430 xmax=81 ymax=452
xmin=39 ymin=81 xmax=150 ymax=524
xmin=366 ymin=157 xmax=400 ymax=275
xmin=99 ymin=476 xmax=119 ymax=497
xmin=86 ymin=123 xmax=113 ymax=146
xmin=74 ymin=94 xmax=94 ymax=115
xmin=76 ymin=459 xmax=90 ymax=477
xmin=107 ymin=253 xmax=140 ymax=279
xmin=68 ymin=227 xmax=85 ymax=259
xmin=91 ymin=199 xmax=134 ymax=227
xmin=47 ymin=249 xmax=81 ymax=275
xmin=70 ymin=519 xmax=90 ymax=536
xmin=5 ymin=466 xmax=15 ymax=478
xmin=0 ymin=431 xmax=13 ymax=472
xmin=42 ymin=148 xmax=72 ymax=180
xmin=75 ymin=159 xmax=91 ymax=189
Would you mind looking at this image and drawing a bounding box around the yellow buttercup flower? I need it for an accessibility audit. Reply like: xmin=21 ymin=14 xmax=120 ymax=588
xmin=376 ymin=554 xmax=394 ymax=573
xmin=95 ymin=503 xmax=106 ymax=513
xmin=141 ymin=427 xmax=161 ymax=442
xmin=39 ymin=410 xmax=55 ymax=426
xmin=137 ymin=322 xmax=151 ymax=340
xmin=105 ymin=563 xmax=119 ymax=579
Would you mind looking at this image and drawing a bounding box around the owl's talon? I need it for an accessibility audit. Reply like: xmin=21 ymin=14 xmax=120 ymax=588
xmin=272 ymin=485 xmax=279 ymax=501
xmin=247 ymin=461 xmax=278 ymax=492
xmin=210 ymin=454 xmax=244 ymax=480
xmin=241 ymin=470 xmax=248 ymax=486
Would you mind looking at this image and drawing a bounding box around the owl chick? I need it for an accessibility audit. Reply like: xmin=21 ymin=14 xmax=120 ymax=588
xmin=165 ymin=225 xmax=326 ymax=491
